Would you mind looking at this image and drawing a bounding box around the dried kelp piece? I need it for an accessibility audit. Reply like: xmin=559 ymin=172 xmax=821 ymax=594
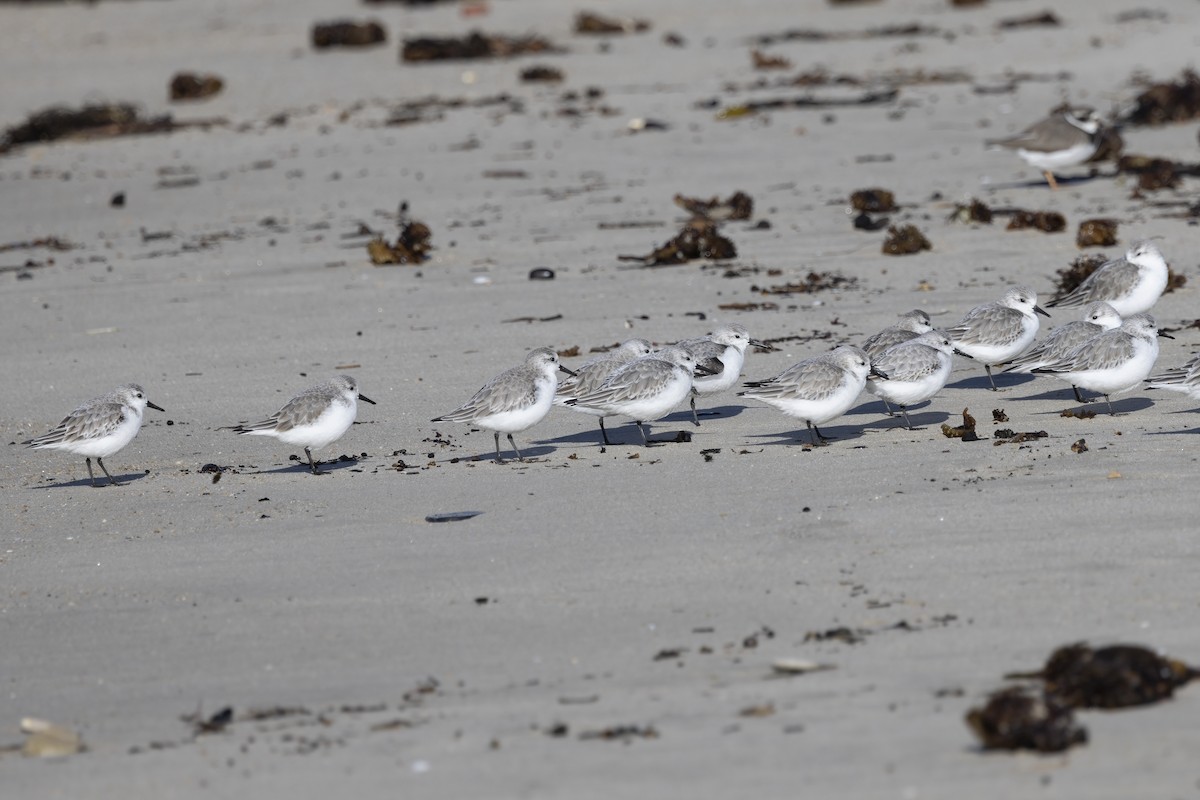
xmin=882 ymin=224 xmax=931 ymax=255
xmin=754 ymin=271 xmax=857 ymax=295
xmin=1127 ymin=69 xmax=1200 ymax=126
xmin=992 ymin=430 xmax=1047 ymax=445
xmin=520 ymin=65 xmax=564 ymax=83
xmin=751 ymin=49 xmax=792 ymax=71
xmin=182 ymin=706 xmax=234 ymax=735
xmin=312 ymin=20 xmax=387 ymax=49
xmin=941 ymin=408 xmax=979 ymax=440
xmin=0 ymin=103 xmax=215 ymax=155
xmin=1008 ymin=643 xmax=1199 ymax=709
xmin=674 ymin=191 xmax=753 ymax=221
xmin=1006 ymin=210 xmax=1065 ymax=233
xmin=1116 ymin=154 xmax=1200 ymax=192
xmin=574 ymin=11 xmax=650 ymax=35
xmin=368 ymin=213 xmax=431 ymax=265
xmin=850 ymin=188 xmax=896 ymax=213
xmin=946 ymin=198 xmax=992 ymax=224
xmin=1053 ymin=254 xmax=1106 ymax=297
xmin=169 ymin=72 xmax=223 ymax=102
xmin=618 ymin=219 xmax=736 ymax=265
xmin=1070 ymin=438 xmax=1088 ymax=453
xmin=966 ymin=687 xmax=1087 ymax=753
xmin=804 ymin=627 xmax=867 ymax=644
xmin=996 ymin=11 xmax=1060 ymax=29
xmin=402 ymin=31 xmax=563 ymax=62
xmin=715 ymin=89 xmax=898 ymax=119
xmin=1060 ymin=407 xmax=1096 ymax=419
xmin=753 ymin=24 xmax=943 ymax=45
xmin=991 ymin=409 xmax=1008 ymax=423
xmin=578 ymin=724 xmax=659 ymax=741
xmin=1076 ymin=219 xmax=1118 ymax=248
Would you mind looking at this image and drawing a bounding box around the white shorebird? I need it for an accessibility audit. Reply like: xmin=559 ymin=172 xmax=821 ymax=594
xmin=1046 ymin=240 xmax=1169 ymax=317
xmin=231 ymin=375 xmax=375 ymax=474
xmin=866 ymin=331 xmax=957 ymax=429
xmin=987 ymin=106 xmax=1103 ymax=190
xmin=678 ymin=323 xmax=771 ymax=425
xmin=433 ymin=348 xmax=572 ymax=463
xmin=948 ymin=286 xmax=1049 ymax=390
xmin=556 ymin=338 xmax=654 ymax=445
xmin=862 ymin=309 xmax=933 ymax=359
xmin=24 ymin=383 xmax=164 ymax=486
xmin=1147 ymin=353 xmax=1200 ymax=400
xmin=739 ymin=345 xmax=883 ymax=446
xmin=1032 ymin=313 xmax=1170 ymax=415
xmin=564 ymin=345 xmax=711 ymax=446
xmin=1003 ymin=301 xmax=1122 ymax=402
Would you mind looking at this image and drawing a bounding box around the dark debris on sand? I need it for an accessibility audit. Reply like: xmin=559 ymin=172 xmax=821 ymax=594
xmin=850 ymin=188 xmax=896 ymax=213
xmin=618 ymin=219 xmax=736 ymax=266
xmin=966 ymin=687 xmax=1087 ymax=753
xmin=947 ymin=198 xmax=993 ymax=224
xmin=0 ymin=103 xmax=221 ymax=155
xmin=674 ymin=191 xmax=754 ymax=222
xmin=941 ymin=408 xmax=979 ymax=441
xmin=881 ymin=224 xmax=931 ymax=255
xmin=1005 ymin=210 xmax=1065 ymax=233
xmin=169 ymin=72 xmax=224 ymax=102
xmin=312 ymin=20 xmax=388 ymax=49
xmin=1007 ymin=643 xmax=1199 ymax=709
xmin=1076 ymin=219 xmax=1118 ymax=248
xmin=401 ymin=31 xmax=564 ymax=62
xmin=754 ymin=272 xmax=857 ymax=295
xmin=1126 ymin=69 xmax=1200 ymax=126
xmin=574 ymin=11 xmax=650 ymax=35
xmin=367 ymin=206 xmax=431 ymax=265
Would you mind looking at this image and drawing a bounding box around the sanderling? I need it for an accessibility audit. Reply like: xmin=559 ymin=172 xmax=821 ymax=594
xmin=948 ymin=286 xmax=1049 ymax=390
xmin=987 ymin=106 xmax=1103 ymax=190
xmin=678 ymin=323 xmax=771 ymax=425
xmin=1031 ymin=313 xmax=1170 ymax=415
xmin=739 ymin=345 xmax=883 ymax=446
xmin=866 ymin=331 xmax=957 ymax=429
xmin=565 ymin=345 xmax=710 ymax=446
xmin=1147 ymin=353 xmax=1200 ymax=400
xmin=432 ymin=347 xmax=572 ymax=462
xmin=1002 ymin=301 xmax=1122 ymax=402
xmin=863 ymin=309 xmax=933 ymax=359
xmin=555 ymin=338 xmax=654 ymax=445
xmin=230 ymin=374 xmax=375 ymax=474
xmin=23 ymin=383 xmax=164 ymax=486
xmin=1046 ymin=240 xmax=1169 ymax=317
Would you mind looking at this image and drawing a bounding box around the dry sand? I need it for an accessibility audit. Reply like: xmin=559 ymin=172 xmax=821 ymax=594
xmin=2 ymin=0 xmax=1200 ymax=796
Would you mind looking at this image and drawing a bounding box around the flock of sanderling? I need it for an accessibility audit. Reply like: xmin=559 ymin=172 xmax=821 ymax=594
xmin=20 ymin=238 xmax=1198 ymax=482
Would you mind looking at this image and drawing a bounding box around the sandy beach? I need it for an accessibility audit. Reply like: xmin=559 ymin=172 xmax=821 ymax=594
xmin=3 ymin=0 xmax=1200 ymax=796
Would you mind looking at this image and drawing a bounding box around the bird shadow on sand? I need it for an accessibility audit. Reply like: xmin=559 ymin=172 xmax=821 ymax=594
xmin=946 ymin=372 xmax=1036 ymax=392
xmin=252 ymin=457 xmax=367 ymax=476
xmin=744 ymin=422 xmax=869 ymax=448
xmin=450 ymin=444 xmax=558 ymax=463
xmin=661 ymin=404 xmax=748 ymax=424
xmin=856 ymin=407 xmax=953 ymax=432
xmin=33 ymin=470 xmax=151 ymax=490
xmin=985 ymin=173 xmax=1104 ymax=192
xmin=1026 ymin=396 xmax=1154 ymax=416
xmin=542 ymin=427 xmax=692 ymax=448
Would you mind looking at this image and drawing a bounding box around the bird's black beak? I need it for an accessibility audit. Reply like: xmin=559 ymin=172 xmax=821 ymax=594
xmin=147 ymin=401 xmax=165 ymax=412
xmin=954 ymin=349 xmax=975 ymax=360
xmin=1159 ymin=331 xmax=1176 ymax=340
xmin=559 ymin=364 xmax=577 ymax=377
xmin=1035 ymin=304 xmax=1051 ymax=317
xmin=359 ymin=394 xmax=377 ymax=405
xmin=695 ymin=364 xmax=717 ymax=376
xmin=869 ymin=365 xmax=889 ymax=380
xmin=750 ymin=338 xmax=777 ymax=352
